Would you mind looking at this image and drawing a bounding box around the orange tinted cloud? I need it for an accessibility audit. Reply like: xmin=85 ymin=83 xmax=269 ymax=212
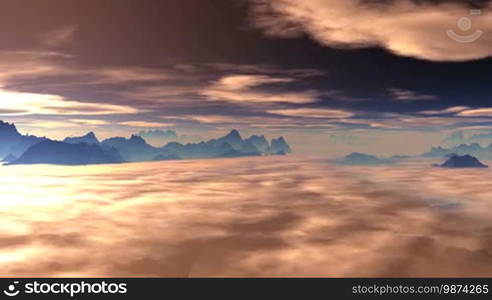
xmin=457 ymin=108 xmax=492 ymax=117
xmin=201 ymin=74 xmax=320 ymax=104
xmin=251 ymin=0 xmax=492 ymax=61
xmin=268 ymin=108 xmax=354 ymax=119
xmin=0 ymin=89 xmax=139 ymax=116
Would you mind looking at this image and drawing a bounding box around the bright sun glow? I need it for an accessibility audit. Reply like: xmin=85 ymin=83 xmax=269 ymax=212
xmin=0 ymin=89 xmax=139 ymax=116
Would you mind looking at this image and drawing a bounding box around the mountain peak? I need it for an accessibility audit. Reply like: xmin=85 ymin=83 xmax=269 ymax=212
xmin=130 ymin=134 xmax=145 ymax=141
xmin=271 ymin=136 xmax=292 ymax=154
xmin=63 ymin=131 xmax=100 ymax=145
xmin=439 ymin=154 xmax=488 ymax=168
xmin=226 ymin=129 xmax=241 ymax=138
xmin=0 ymin=120 xmax=20 ymax=136
xmin=212 ymin=129 xmax=244 ymax=150
xmin=0 ymin=120 xmax=45 ymax=157
xmin=244 ymin=135 xmax=270 ymax=153
xmin=129 ymin=135 xmax=150 ymax=145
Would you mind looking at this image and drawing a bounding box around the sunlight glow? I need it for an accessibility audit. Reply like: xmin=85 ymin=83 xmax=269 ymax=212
xmin=0 ymin=89 xmax=139 ymax=116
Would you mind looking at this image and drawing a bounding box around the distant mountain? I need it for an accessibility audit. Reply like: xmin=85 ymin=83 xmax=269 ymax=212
xmin=210 ymin=129 xmax=244 ymax=150
xmin=138 ymin=129 xmax=177 ymax=140
xmin=0 ymin=121 xmax=46 ymax=158
xmin=159 ymin=136 xmax=238 ymax=159
xmin=63 ymin=132 xmax=100 ymax=145
xmin=102 ymin=132 xmax=261 ymax=162
xmin=441 ymin=131 xmax=466 ymax=147
xmin=271 ymin=137 xmax=292 ymax=154
xmin=422 ymin=143 xmax=492 ymax=160
xmin=2 ymin=154 xmax=17 ymax=162
xmin=442 ymin=130 xmax=492 ymax=147
xmin=241 ymin=139 xmax=262 ymax=154
xmin=136 ymin=129 xmax=203 ymax=146
xmin=423 ymin=146 xmax=452 ymax=158
xmin=9 ymin=140 xmax=124 ymax=166
xmin=102 ymin=135 xmax=157 ymax=162
xmin=245 ymin=135 xmax=270 ymax=153
xmin=0 ymin=121 xmax=20 ymax=142
xmin=470 ymin=131 xmax=492 ymax=143
xmin=0 ymin=120 xmax=292 ymax=165
xmin=155 ymin=130 xmax=291 ymax=160
xmin=438 ymin=154 xmax=488 ymax=169
xmin=341 ymin=152 xmax=390 ymax=165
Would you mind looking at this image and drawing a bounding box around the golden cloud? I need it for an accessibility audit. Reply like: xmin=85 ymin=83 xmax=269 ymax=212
xmin=0 ymin=89 xmax=139 ymax=116
xmin=251 ymin=0 xmax=492 ymax=61
xmin=201 ymin=74 xmax=319 ymax=104
xmin=268 ymin=108 xmax=354 ymax=119
xmin=419 ymin=106 xmax=470 ymax=115
xmin=70 ymin=119 xmax=110 ymax=126
xmin=457 ymin=108 xmax=492 ymax=117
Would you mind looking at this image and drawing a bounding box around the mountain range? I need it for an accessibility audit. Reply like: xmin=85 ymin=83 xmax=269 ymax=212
xmin=442 ymin=130 xmax=492 ymax=147
xmin=63 ymin=132 xmax=100 ymax=145
xmin=10 ymin=141 xmax=124 ymax=166
xmin=422 ymin=143 xmax=492 ymax=160
xmin=102 ymin=129 xmax=291 ymax=162
xmin=0 ymin=121 xmax=292 ymax=165
xmin=136 ymin=129 xmax=203 ymax=146
xmin=0 ymin=121 xmax=47 ymax=158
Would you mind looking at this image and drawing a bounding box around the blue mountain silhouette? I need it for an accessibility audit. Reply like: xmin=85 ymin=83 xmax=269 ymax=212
xmin=271 ymin=137 xmax=292 ymax=154
xmin=63 ymin=132 xmax=100 ymax=145
xmin=0 ymin=121 xmax=46 ymax=158
xmin=246 ymin=135 xmax=271 ymax=153
xmin=0 ymin=121 xmax=293 ymax=165
xmin=423 ymin=143 xmax=492 ymax=160
xmin=102 ymin=135 xmax=157 ymax=162
xmin=341 ymin=152 xmax=390 ymax=165
xmin=9 ymin=140 xmax=124 ymax=165
xmin=438 ymin=154 xmax=488 ymax=168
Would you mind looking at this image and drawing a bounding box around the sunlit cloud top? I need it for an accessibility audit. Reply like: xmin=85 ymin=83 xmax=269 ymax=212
xmin=250 ymin=0 xmax=492 ymax=61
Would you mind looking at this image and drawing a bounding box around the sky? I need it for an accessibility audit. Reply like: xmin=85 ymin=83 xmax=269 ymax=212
xmin=1 ymin=0 xmax=492 ymax=156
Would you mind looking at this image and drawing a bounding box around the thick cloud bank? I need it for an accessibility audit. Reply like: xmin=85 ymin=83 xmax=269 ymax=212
xmin=1 ymin=158 xmax=492 ymax=276
xmin=250 ymin=0 xmax=492 ymax=61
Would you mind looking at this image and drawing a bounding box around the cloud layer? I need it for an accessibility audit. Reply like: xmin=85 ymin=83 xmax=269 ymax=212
xmin=2 ymin=158 xmax=492 ymax=276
